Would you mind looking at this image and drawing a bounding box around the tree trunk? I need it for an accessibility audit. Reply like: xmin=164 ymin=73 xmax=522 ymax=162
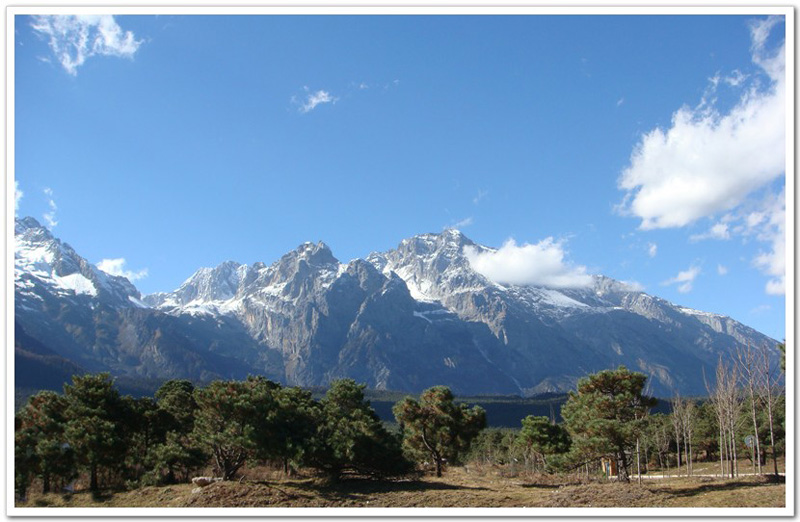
xmin=767 ymin=405 xmax=779 ymax=476
xmin=90 ymin=462 xmax=99 ymax=491
xmin=683 ymin=424 xmax=691 ymax=477
xmin=435 ymin=457 xmax=443 ymax=478
xmin=731 ymin=420 xmax=739 ymax=477
xmin=42 ymin=472 xmax=51 ymax=494
xmin=636 ymin=438 xmax=642 ymax=485
xmin=617 ymin=450 xmax=630 ymax=483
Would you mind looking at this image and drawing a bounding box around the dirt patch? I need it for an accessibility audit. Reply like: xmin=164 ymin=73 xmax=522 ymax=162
xmin=542 ymin=483 xmax=673 ymax=508
xmin=15 ymin=467 xmax=786 ymax=509
xmin=181 ymin=481 xmax=307 ymax=507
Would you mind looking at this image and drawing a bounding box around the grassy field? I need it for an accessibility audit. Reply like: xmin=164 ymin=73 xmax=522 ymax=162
xmin=16 ymin=465 xmax=785 ymax=509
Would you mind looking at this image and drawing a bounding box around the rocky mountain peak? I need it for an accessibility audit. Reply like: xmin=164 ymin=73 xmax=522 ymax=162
xmin=295 ymin=241 xmax=338 ymax=266
xmin=15 ymin=216 xmax=141 ymax=307
xmin=17 ymin=222 xmax=780 ymax=398
xmin=15 ymin=216 xmax=49 ymax=237
xmin=165 ymin=260 xmax=249 ymax=306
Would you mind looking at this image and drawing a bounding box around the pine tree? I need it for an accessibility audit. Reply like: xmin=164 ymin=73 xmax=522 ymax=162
xmin=516 ymin=415 xmax=571 ymax=472
xmin=16 ymin=391 xmax=77 ymax=494
xmin=561 ymin=366 xmax=656 ymax=482
xmin=310 ymin=379 xmax=412 ymax=479
xmin=272 ymin=386 xmax=320 ymax=475
xmin=192 ymin=376 xmax=280 ymax=480
xmin=63 ymin=373 xmax=129 ymax=491
xmin=393 ymin=385 xmax=486 ymax=477
xmin=149 ymin=379 xmax=207 ymax=484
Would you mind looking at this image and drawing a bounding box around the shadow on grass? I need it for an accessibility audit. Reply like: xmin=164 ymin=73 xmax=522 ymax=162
xmin=650 ymin=479 xmax=777 ymax=499
xmin=290 ymin=477 xmax=490 ymax=502
xmin=518 ymin=483 xmax=561 ymax=490
xmin=90 ymin=489 xmax=115 ymax=503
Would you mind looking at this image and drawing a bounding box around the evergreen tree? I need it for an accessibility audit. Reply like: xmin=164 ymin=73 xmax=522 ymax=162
xmin=122 ymin=396 xmax=172 ymax=484
xmin=64 ymin=373 xmax=129 ymax=491
xmin=272 ymin=386 xmax=320 ymax=475
xmin=516 ymin=415 xmax=571 ymax=472
xmin=192 ymin=376 xmax=280 ymax=480
xmin=15 ymin=414 xmax=38 ymax=501
xmin=393 ymin=385 xmax=486 ymax=477
xmin=310 ymin=379 xmax=412 ymax=479
xmin=155 ymin=379 xmax=198 ymax=434
xmin=16 ymin=391 xmax=76 ymax=494
xmin=149 ymin=379 xmax=207 ymax=484
xmin=561 ymin=366 xmax=656 ymax=482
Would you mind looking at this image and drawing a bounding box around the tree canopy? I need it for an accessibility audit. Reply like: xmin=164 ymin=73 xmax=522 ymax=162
xmin=393 ymin=385 xmax=486 ymax=477
xmin=561 ymin=366 xmax=656 ymax=482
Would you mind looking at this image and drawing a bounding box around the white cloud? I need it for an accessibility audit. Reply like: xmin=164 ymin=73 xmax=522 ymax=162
xmin=709 ymin=69 xmax=748 ymax=89
xmin=451 ymin=217 xmax=474 ymax=229
xmin=618 ymin=16 xmax=785 ymax=296
xmin=662 ymin=265 xmax=701 ymax=294
xmin=297 ymin=87 xmax=337 ymax=113
xmin=473 ymin=190 xmax=488 ymax=205
xmin=617 ymin=17 xmax=785 ymax=230
xmin=620 ymin=280 xmax=645 ymax=292
xmin=689 ymin=221 xmax=731 ymax=242
xmin=750 ymin=190 xmax=785 ymax=295
xmin=617 ymin=97 xmax=625 ymax=107
xmin=97 ymin=258 xmax=148 ymax=281
xmin=464 ymin=237 xmax=592 ymax=289
xmin=42 ymin=187 xmax=58 ymax=228
xmin=717 ymin=264 xmax=728 ymax=276
xmin=30 ymin=15 xmax=142 ymax=76
xmin=647 ymin=242 xmax=658 ymax=258
xmin=14 ymin=181 xmax=23 ymax=217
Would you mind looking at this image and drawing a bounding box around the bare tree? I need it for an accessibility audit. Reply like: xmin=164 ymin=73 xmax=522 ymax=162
xmin=723 ymin=362 xmax=743 ymax=478
xmin=759 ymin=342 xmax=784 ymax=477
xmin=680 ymin=400 xmax=695 ymax=476
xmin=705 ymin=364 xmax=727 ymax=478
xmin=671 ymin=396 xmax=684 ymax=475
xmin=706 ymin=357 xmax=742 ymax=478
xmin=736 ymin=342 xmax=762 ymax=475
xmin=655 ymin=420 xmax=671 ymax=477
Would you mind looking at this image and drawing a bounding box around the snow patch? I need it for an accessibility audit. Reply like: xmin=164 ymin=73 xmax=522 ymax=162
xmin=54 ymin=273 xmax=97 ymax=296
xmin=128 ymin=295 xmax=150 ymax=308
xmin=413 ymin=311 xmax=433 ymax=323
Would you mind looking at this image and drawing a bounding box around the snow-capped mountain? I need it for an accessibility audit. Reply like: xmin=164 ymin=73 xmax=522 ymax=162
xmin=15 ymin=217 xmax=143 ymax=308
xmin=14 ymin=218 xmax=277 ymax=387
xmin=14 ymin=218 xmax=780 ymax=397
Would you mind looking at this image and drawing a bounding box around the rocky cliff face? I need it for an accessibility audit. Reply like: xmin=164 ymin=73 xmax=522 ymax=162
xmin=15 ymin=218 xmax=780 ymax=397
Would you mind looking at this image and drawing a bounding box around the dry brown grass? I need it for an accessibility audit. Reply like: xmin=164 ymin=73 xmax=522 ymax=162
xmin=16 ymin=465 xmax=785 ymax=509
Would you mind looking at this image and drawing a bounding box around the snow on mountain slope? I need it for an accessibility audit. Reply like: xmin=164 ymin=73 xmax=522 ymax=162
xmin=15 ymin=217 xmax=141 ymax=306
xmin=16 ymin=219 xmax=780 ymax=397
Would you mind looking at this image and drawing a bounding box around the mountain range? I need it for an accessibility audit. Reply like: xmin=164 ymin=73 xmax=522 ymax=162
xmin=14 ymin=216 xmax=779 ymax=398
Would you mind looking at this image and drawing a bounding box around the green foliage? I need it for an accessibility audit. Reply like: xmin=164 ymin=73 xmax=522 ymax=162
xmin=394 ymin=385 xmax=486 ymax=477
xmin=137 ymin=379 xmax=208 ymax=485
xmin=15 ymin=415 xmax=38 ymax=500
xmin=561 ymin=366 xmax=656 ymax=482
xmin=192 ymin=376 xmax=281 ymax=480
xmin=515 ymin=416 xmax=571 ymax=472
xmin=63 ymin=373 xmax=130 ymax=491
xmin=309 ymin=379 xmax=412 ymax=479
xmin=155 ymin=379 xmax=198 ymax=434
xmin=15 ymin=391 xmax=76 ymax=497
xmin=467 ymin=428 xmax=518 ymax=466
xmin=272 ymin=386 xmax=320 ymax=474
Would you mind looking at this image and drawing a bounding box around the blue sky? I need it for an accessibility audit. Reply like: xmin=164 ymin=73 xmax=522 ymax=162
xmin=12 ymin=13 xmax=787 ymax=340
